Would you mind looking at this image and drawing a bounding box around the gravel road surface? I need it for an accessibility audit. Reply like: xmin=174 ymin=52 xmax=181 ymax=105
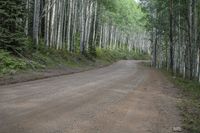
xmin=0 ymin=60 xmax=181 ymax=133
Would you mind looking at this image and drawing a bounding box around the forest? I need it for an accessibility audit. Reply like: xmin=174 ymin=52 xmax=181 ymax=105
xmin=1 ymin=0 xmax=200 ymax=133
xmin=141 ymin=0 xmax=200 ymax=82
xmin=1 ymin=0 xmax=200 ymax=82
xmin=0 ymin=0 xmax=150 ymax=75
xmin=141 ymin=1 xmax=200 ymax=131
xmin=0 ymin=0 xmax=149 ymax=54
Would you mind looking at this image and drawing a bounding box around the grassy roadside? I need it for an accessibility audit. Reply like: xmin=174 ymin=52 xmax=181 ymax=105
xmin=163 ymin=71 xmax=200 ymax=133
xmin=0 ymin=48 xmax=150 ymax=77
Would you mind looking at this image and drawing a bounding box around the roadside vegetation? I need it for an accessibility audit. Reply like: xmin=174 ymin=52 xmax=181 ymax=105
xmin=0 ymin=0 xmax=150 ymax=77
xmin=164 ymin=71 xmax=200 ymax=133
xmin=0 ymin=47 xmax=150 ymax=76
xmin=141 ymin=1 xmax=200 ymax=132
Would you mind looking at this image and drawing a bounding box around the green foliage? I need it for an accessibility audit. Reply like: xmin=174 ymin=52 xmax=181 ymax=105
xmin=177 ymin=79 xmax=200 ymax=133
xmin=96 ymin=48 xmax=150 ymax=62
xmin=179 ymin=99 xmax=200 ymax=133
xmin=0 ymin=0 xmax=26 ymax=53
xmin=0 ymin=46 xmax=150 ymax=76
xmin=175 ymin=78 xmax=200 ymax=99
xmin=100 ymin=0 xmax=146 ymax=33
xmin=166 ymin=73 xmax=200 ymax=133
xmin=0 ymin=48 xmax=83 ymax=75
xmin=0 ymin=50 xmax=29 ymax=74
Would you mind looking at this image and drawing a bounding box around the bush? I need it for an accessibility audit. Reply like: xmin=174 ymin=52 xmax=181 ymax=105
xmin=0 ymin=47 xmax=150 ymax=76
xmin=0 ymin=49 xmax=45 ymax=75
xmin=96 ymin=48 xmax=150 ymax=62
xmin=0 ymin=50 xmax=28 ymax=74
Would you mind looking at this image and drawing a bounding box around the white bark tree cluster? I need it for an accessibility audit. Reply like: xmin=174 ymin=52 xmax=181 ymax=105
xmin=26 ymin=0 xmax=149 ymax=54
xmin=142 ymin=0 xmax=200 ymax=81
xmin=99 ymin=23 xmax=150 ymax=53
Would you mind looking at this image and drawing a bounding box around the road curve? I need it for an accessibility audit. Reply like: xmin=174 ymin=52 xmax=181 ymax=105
xmin=0 ymin=60 xmax=181 ymax=133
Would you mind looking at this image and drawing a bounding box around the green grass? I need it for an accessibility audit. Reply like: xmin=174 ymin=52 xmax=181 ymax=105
xmin=164 ymin=71 xmax=200 ymax=133
xmin=96 ymin=48 xmax=150 ymax=61
xmin=0 ymin=49 xmax=93 ymax=76
xmin=0 ymin=50 xmax=43 ymax=75
xmin=0 ymin=47 xmax=150 ymax=76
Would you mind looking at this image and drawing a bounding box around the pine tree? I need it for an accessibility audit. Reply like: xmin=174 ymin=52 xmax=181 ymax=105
xmin=0 ymin=0 xmax=26 ymax=53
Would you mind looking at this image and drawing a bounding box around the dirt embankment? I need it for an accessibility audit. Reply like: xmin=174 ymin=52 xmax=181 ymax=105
xmin=0 ymin=62 xmax=110 ymax=85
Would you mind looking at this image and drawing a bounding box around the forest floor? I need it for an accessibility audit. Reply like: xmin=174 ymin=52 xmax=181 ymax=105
xmin=0 ymin=60 xmax=183 ymax=133
xmin=0 ymin=60 xmax=111 ymax=85
xmin=0 ymin=49 xmax=149 ymax=85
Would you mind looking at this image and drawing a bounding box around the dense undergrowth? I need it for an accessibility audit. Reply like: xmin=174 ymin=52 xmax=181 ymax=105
xmin=96 ymin=48 xmax=150 ymax=61
xmin=0 ymin=46 xmax=150 ymax=76
xmin=165 ymin=72 xmax=200 ymax=133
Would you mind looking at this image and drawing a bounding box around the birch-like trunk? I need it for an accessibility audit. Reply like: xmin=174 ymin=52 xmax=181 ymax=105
xmin=33 ymin=0 xmax=41 ymax=45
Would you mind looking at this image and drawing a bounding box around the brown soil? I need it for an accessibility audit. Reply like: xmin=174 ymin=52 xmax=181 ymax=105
xmin=0 ymin=60 xmax=182 ymax=133
xmin=0 ymin=63 xmax=109 ymax=85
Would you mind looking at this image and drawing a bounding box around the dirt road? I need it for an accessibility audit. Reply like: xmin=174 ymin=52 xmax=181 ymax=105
xmin=0 ymin=60 xmax=181 ymax=133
